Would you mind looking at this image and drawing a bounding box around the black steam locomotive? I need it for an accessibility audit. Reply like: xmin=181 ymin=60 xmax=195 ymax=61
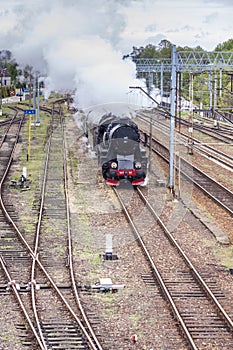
xmin=93 ymin=113 xmax=147 ymax=186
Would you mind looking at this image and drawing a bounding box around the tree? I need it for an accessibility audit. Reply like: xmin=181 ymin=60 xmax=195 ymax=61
xmin=7 ymin=62 xmax=18 ymax=84
xmin=123 ymin=46 xmax=145 ymax=61
xmin=123 ymin=40 xmax=173 ymax=61
xmin=157 ymin=39 xmax=173 ymax=57
xmin=215 ymin=38 xmax=233 ymax=51
xmin=0 ymin=50 xmax=12 ymax=67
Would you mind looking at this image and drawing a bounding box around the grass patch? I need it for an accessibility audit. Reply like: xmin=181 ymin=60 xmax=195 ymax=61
xmin=206 ymin=212 xmax=213 ymax=220
xmin=129 ymin=314 xmax=141 ymax=328
xmin=218 ymin=173 xmax=233 ymax=186
xmin=2 ymin=245 xmax=13 ymax=249
xmin=214 ymin=246 xmax=233 ymax=269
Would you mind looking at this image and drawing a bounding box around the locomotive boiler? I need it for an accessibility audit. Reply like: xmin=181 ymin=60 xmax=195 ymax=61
xmin=93 ymin=113 xmax=147 ymax=186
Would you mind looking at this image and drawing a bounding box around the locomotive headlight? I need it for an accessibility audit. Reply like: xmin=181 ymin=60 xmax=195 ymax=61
xmin=111 ymin=162 xmax=118 ymax=169
xmin=135 ymin=162 xmax=141 ymax=169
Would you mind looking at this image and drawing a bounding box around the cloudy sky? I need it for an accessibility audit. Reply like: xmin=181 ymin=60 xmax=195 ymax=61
xmin=121 ymin=0 xmax=233 ymax=52
xmin=0 ymin=0 xmax=232 ymax=107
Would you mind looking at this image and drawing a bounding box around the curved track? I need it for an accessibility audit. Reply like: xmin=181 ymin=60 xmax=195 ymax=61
xmin=0 ymin=104 xmax=103 ymax=349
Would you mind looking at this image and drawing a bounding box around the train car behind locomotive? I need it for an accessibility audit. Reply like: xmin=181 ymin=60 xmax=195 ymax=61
xmin=93 ymin=113 xmax=147 ymax=186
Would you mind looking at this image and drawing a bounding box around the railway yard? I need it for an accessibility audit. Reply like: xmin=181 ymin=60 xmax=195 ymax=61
xmin=0 ymin=98 xmax=233 ymax=350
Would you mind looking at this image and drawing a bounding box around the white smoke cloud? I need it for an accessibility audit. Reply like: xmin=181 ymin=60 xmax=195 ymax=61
xmin=0 ymin=0 xmax=141 ymax=108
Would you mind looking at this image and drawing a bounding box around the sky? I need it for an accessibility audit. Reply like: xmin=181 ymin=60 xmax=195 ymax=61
xmin=0 ymin=0 xmax=232 ymax=108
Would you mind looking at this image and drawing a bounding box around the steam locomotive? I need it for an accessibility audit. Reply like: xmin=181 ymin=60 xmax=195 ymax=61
xmin=93 ymin=113 xmax=147 ymax=186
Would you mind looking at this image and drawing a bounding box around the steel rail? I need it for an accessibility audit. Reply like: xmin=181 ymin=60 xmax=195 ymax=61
xmin=0 ymin=114 xmax=19 ymax=146
xmin=30 ymin=257 xmax=48 ymax=349
xmin=0 ymin=112 xmax=49 ymax=349
xmin=30 ymin=128 xmax=52 ymax=350
xmin=136 ymin=187 xmax=233 ymax=331
xmin=179 ymin=118 xmax=233 ymax=144
xmin=112 ymin=187 xmax=199 ymax=350
xmin=138 ymin=112 xmax=233 ymax=159
xmin=0 ymin=107 xmax=99 ymax=350
xmin=29 ymin=107 xmax=101 ymax=350
xmin=137 ymin=116 xmax=233 ymax=216
xmin=113 ymin=186 xmax=233 ymax=348
xmin=178 ymin=156 xmax=233 ymax=216
xmin=0 ymin=256 xmax=46 ymax=350
xmin=61 ymin=110 xmax=104 ymax=350
xmin=0 ymin=113 xmax=46 ymax=349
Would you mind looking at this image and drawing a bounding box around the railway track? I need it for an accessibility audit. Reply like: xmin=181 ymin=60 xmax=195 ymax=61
xmin=0 ymin=104 xmax=103 ymax=349
xmin=151 ymin=108 xmax=233 ymax=143
xmin=31 ymin=104 xmax=102 ymax=349
xmin=138 ymin=111 xmax=233 ymax=169
xmin=0 ymin=109 xmax=42 ymax=349
xmin=183 ymin=118 xmax=233 ymax=142
xmin=1 ymin=102 xmax=232 ymax=349
xmin=139 ymin=121 xmax=233 ymax=216
xmin=113 ymin=186 xmax=233 ymax=349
